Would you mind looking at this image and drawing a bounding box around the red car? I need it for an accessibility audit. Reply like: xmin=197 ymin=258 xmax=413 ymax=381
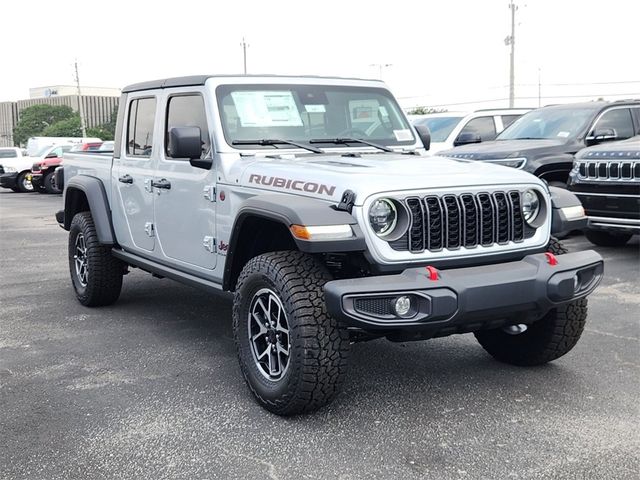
xmin=31 ymin=142 xmax=101 ymax=193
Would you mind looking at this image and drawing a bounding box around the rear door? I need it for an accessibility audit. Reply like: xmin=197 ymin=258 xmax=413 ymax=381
xmin=153 ymin=89 xmax=217 ymax=270
xmin=112 ymin=95 xmax=158 ymax=252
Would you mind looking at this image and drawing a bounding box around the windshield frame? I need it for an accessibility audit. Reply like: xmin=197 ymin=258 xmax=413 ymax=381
xmin=215 ymin=83 xmax=416 ymax=151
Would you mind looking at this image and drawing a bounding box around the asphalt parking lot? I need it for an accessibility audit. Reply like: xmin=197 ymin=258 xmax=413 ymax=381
xmin=1 ymin=191 xmax=638 ymax=480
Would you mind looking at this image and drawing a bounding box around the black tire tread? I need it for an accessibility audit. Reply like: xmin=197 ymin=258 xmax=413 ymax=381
xmin=233 ymin=251 xmax=350 ymax=415
xmin=44 ymin=171 xmax=60 ymax=194
xmin=474 ymin=236 xmax=588 ymax=366
xmin=69 ymin=212 xmax=123 ymax=307
xmin=584 ymin=229 xmax=632 ymax=247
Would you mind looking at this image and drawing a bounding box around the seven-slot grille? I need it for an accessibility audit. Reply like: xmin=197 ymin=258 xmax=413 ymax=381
xmin=577 ymin=160 xmax=640 ymax=181
xmin=396 ymin=191 xmax=525 ymax=253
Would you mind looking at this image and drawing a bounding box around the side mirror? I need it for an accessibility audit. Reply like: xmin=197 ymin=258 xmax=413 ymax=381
xmin=167 ymin=126 xmax=212 ymax=169
xmin=414 ymin=125 xmax=431 ymax=151
xmin=454 ymin=132 xmax=482 ymax=147
xmin=585 ymin=128 xmax=617 ymax=146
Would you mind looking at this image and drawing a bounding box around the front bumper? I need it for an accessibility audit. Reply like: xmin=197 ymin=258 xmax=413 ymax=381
xmin=30 ymin=173 xmax=43 ymax=189
xmin=0 ymin=172 xmax=18 ymax=189
xmin=325 ymin=251 xmax=603 ymax=335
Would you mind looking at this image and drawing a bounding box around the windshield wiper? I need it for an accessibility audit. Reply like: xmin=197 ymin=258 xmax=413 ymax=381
xmin=231 ymin=139 xmax=323 ymax=154
xmin=309 ymin=137 xmax=393 ymax=153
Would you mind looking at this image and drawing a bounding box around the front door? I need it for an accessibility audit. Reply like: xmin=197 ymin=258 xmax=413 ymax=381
xmin=113 ymin=96 xmax=158 ymax=252
xmin=153 ymin=91 xmax=217 ymax=270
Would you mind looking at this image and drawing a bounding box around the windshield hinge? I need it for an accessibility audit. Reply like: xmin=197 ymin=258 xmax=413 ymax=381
xmin=334 ymin=189 xmax=356 ymax=213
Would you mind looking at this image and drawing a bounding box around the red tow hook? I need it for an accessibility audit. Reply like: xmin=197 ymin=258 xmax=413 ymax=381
xmin=545 ymin=252 xmax=559 ymax=266
xmin=425 ymin=265 xmax=439 ymax=281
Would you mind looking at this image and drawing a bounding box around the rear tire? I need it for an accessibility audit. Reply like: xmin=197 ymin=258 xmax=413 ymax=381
xmin=69 ymin=212 xmax=124 ymax=306
xmin=44 ymin=171 xmax=61 ymax=194
xmin=474 ymin=236 xmax=588 ymax=366
xmin=585 ymin=229 xmax=632 ymax=247
xmin=16 ymin=171 xmax=34 ymax=193
xmin=233 ymin=251 xmax=350 ymax=415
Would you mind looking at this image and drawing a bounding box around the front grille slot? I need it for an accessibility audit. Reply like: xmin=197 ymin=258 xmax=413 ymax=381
xmin=425 ymin=196 xmax=443 ymax=251
xmin=395 ymin=191 xmax=525 ymax=253
xmin=442 ymin=195 xmax=461 ymax=249
xmin=406 ymin=197 xmax=425 ymax=252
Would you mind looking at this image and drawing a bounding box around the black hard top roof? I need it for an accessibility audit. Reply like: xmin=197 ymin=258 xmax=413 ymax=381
xmin=122 ymin=74 xmax=382 ymax=93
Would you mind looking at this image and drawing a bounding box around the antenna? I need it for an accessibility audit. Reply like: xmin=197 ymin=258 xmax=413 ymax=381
xmin=73 ymin=59 xmax=87 ymax=138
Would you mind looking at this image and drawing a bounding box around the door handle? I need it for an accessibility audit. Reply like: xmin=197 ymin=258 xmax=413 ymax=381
xmin=118 ymin=174 xmax=133 ymax=184
xmin=151 ymin=179 xmax=171 ymax=189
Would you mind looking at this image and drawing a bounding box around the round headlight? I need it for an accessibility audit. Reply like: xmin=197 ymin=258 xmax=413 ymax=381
xmin=522 ymin=189 xmax=540 ymax=224
xmin=369 ymin=198 xmax=397 ymax=236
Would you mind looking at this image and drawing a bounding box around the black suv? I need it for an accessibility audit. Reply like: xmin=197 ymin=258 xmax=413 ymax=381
xmin=567 ymin=136 xmax=639 ymax=246
xmin=440 ymin=100 xmax=640 ymax=187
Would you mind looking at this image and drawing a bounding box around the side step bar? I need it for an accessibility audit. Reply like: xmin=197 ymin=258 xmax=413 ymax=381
xmin=112 ymin=249 xmax=228 ymax=295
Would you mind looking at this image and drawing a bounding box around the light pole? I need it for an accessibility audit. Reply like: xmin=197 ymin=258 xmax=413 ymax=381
xmin=240 ymin=37 xmax=249 ymax=75
xmin=369 ymin=63 xmax=392 ymax=79
xmin=504 ymin=0 xmax=518 ymax=108
xmin=73 ymin=59 xmax=87 ymax=138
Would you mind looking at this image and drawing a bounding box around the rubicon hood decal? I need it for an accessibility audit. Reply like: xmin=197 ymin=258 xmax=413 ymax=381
xmin=249 ymin=174 xmax=336 ymax=196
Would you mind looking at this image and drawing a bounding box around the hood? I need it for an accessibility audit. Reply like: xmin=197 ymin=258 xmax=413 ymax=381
xmin=227 ymin=153 xmax=545 ymax=205
xmin=439 ymin=139 xmax=573 ymax=160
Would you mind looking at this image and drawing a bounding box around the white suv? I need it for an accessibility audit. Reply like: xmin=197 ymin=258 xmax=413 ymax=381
xmin=410 ymin=109 xmax=531 ymax=154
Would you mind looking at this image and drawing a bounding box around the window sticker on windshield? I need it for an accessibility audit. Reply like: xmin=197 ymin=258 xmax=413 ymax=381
xmin=305 ymin=104 xmax=326 ymax=113
xmin=557 ymin=131 xmax=570 ymax=138
xmin=393 ymin=129 xmax=413 ymax=141
xmin=231 ymin=91 xmax=303 ymax=127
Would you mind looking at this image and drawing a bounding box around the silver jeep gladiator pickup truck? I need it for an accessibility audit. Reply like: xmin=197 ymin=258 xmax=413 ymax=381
xmin=56 ymin=75 xmax=603 ymax=415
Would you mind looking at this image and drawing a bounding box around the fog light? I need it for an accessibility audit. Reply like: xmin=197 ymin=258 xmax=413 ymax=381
xmin=393 ymin=296 xmax=412 ymax=317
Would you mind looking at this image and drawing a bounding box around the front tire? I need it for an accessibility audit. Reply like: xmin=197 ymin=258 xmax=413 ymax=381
xmin=585 ymin=229 xmax=632 ymax=247
xmin=44 ymin=171 xmax=61 ymax=194
xmin=69 ymin=212 xmax=124 ymax=306
xmin=233 ymin=251 xmax=350 ymax=415
xmin=16 ymin=171 xmax=34 ymax=193
xmin=474 ymin=237 xmax=588 ymax=366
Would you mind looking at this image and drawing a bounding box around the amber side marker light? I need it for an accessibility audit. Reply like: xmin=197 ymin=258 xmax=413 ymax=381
xmin=290 ymin=224 xmax=353 ymax=241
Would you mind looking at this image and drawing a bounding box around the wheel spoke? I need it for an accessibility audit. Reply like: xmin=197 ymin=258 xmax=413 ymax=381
xmin=277 ymin=343 xmax=289 ymax=356
xmin=247 ymin=288 xmax=291 ymax=381
xmin=257 ymin=344 xmax=270 ymax=360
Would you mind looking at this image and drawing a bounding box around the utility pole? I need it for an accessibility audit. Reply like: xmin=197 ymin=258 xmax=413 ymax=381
xmin=73 ymin=59 xmax=87 ymax=138
xmin=240 ymin=37 xmax=249 ymax=75
xmin=369 ymin=63 xmax=392 ymax=79
xmin=505 ymin=0 xmax=518 ymax=108
xmin=538 ymin=67 xmax=542 ymax=107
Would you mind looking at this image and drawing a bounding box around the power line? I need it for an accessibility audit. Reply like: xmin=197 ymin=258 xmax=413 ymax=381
xmin=404 ymin=91 xmax=640 ymax=109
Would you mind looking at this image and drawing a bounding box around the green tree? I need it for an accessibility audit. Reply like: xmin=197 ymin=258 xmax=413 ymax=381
xmin=407 ymin=106 xmax=448 ymax=115
xmin=42 ymin=115 xmax=83 ymax=137
xmin=13 ymin=104 xmax=76 ymax=145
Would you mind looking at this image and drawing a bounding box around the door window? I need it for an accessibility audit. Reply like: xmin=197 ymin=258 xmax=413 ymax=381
xmin=592 ymin=108 xmax=634 ymax=139
xmin=459 ymin=116 xmax=497 ymax=141
xmin=165 ymin=94 xmax=211 ymax=158
xmin=126 ymin=97 xmax=156 ymax=157
xmin=501 ymin=114 xmax=521 ymax=129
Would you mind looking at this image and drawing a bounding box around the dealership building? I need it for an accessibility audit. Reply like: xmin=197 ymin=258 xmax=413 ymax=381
xmin=0 ymin=86 xmax=120 ymax=147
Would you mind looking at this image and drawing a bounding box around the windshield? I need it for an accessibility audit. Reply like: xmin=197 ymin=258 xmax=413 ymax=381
xmin=497 ymin=107 xmax=598 ymax=140
xmin=216 ymin=84 xmax=415 ymax=149
xmin=412 ymin=116 xmax=463 ymax=142
xmin=34 ymin=145 xmax=54 ymax=157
